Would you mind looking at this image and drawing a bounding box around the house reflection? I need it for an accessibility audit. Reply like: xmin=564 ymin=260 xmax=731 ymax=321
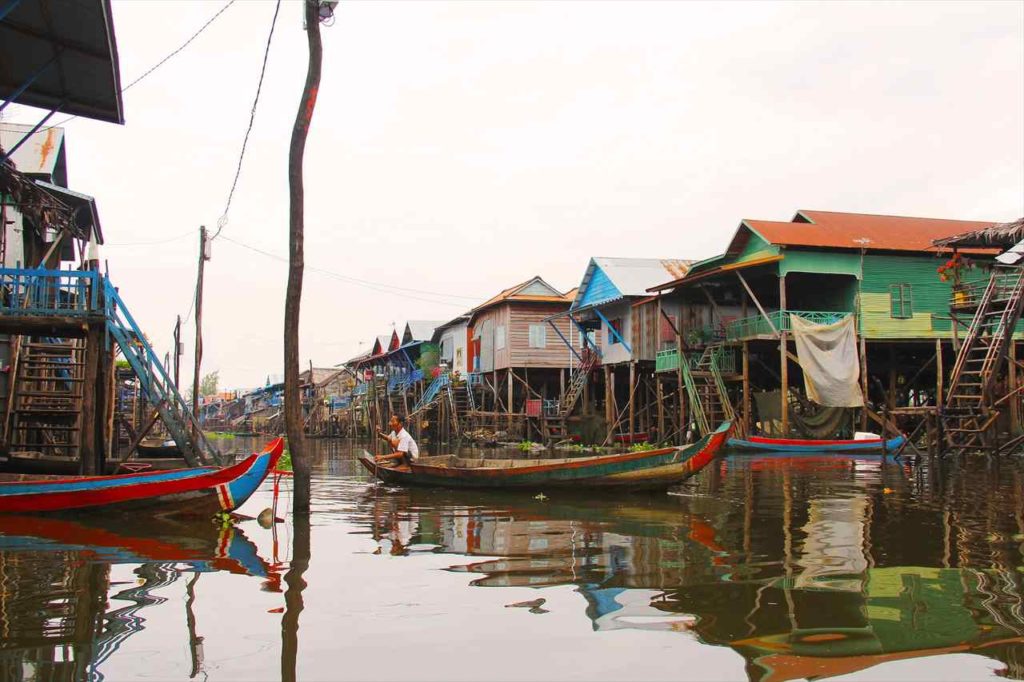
xmin=0 ymin=517 xmax=274 ymax=682
xmin=359 ymin=455 xmax=1024 ymax=681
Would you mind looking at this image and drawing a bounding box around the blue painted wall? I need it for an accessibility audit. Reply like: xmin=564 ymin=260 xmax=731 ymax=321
xmin=578 ymin=264 xmax=622 ymax=308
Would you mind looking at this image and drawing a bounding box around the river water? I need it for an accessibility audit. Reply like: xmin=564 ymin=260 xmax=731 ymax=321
xmin=2 ymin=439 xmax=1024 ymax=681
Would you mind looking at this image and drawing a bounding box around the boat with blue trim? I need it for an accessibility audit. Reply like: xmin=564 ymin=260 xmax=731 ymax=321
xmin=0 ymin=438 xmax=283 ymax=515
xmin=360 ymin=422 xmax=732 ymax=490
xmin=727 ymin=434 xmax=906 ymax=454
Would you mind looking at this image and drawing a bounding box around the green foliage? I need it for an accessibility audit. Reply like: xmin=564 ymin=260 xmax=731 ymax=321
xmin=206 ymin=432 xmax=235 ymax=441
xmin=277 ymin=448 xmax=293 ymax=472
xmin=417 ymin=344 xmax=440 ymax=376
xmin=518 ymin=440 xmax=535 ymax=452
xmin=115 ymin=359 xmax=131 ymax=370
xmin=200 ymin=370 xmax=220 ymax=397
xmin=628 ymin=441 xmax=657 ymax=453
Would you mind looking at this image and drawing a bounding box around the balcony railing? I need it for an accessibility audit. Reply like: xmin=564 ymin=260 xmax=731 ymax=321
xmin=0 ymin=268 xmax=102 ymax=316
xmin=724 ymin=310 xmax=852 ymax=341
xmin=655 ymin=347 xmax=738 ymax=374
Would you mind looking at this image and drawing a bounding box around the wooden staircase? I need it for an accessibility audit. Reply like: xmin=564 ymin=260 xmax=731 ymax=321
xmin=683 ymin=345 xmax=740 ymax=438
xmin=559 ymin=348 xmax=598 ymax=417
xmin=943 ymin=266 xmax=1024 ymax=453
xmin=4 ymin=337 xmax=85 ymax=460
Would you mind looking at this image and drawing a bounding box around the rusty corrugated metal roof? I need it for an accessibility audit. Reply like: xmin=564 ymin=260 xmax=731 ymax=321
xmin=744 ymin=211 xmax=997 ymax=253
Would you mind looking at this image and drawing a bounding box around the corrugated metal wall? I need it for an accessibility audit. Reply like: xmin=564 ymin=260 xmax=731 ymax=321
xmin=861 ymin=254 xmax=952 ymax=339
xmin=578 ymin=264 xmax=621 ymax=308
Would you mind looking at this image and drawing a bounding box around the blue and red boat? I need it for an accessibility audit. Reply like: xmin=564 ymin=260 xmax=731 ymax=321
xmin=0 ymin=438 xmax=283 ymax=516
xmin=727 ymin=434 xmax=906 ymax=455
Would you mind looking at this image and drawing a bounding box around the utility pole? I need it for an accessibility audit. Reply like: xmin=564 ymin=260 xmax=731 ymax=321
xmin=173 ymin=314 xmax=182 ymax=389
xmin=285 ymin=0 xmax=325 ymax=516
xmin=192 ymin=225 xmax=209 ymax=434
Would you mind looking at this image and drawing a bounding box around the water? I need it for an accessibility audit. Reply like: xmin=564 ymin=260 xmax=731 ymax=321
xmin=2 ymin=440 xmax=1024 ymax=681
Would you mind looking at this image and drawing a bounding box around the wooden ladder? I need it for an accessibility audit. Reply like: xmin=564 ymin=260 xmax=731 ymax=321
xmin=943 ymin=266 xmax=1024 ymax=453
xmin=559 ymin=348 xmax=599 ymax=417
xmin=683 ymin=345 xmax=739 ymax=437
xmin=6 ymin=337 xmax=86 ymax=460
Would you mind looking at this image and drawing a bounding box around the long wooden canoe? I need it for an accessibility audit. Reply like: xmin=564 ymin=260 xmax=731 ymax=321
xmin=360 ymin=422 xmax=732 ymax=490
xmin=0 ymin=438 xmax=283 ymax=516
xmin=727 ymin=434 xmax=905 ymax=454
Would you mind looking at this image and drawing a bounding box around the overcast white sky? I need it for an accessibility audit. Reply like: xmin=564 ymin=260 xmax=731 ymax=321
xmin=5 ymin=0 xmax=1023 ymax=389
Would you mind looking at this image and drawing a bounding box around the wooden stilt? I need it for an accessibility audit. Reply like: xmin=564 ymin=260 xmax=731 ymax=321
xmin=1011 ymin=341 xmax=1019 ymax=435
xmin=742 ymin=341 xmax=751 ymax=435
xmin=628 ymin=362 xmax=636 ymax=439
xmin=860 ymin=336 xmax=869 ymax=431
xmin=80 ymin=325 xmax=102 ymax=475
xmin=936 ymin=338 xmax=944 ymax=406
xmin=779 ymin=276 xmax=788 ymax=436
xmin=507 ymin=369 xmax=514 ymax=434
xmin=656 ymin=375 xmax=664 ymax=441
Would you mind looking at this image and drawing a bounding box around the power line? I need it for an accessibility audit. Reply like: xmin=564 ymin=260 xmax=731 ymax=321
xmin=211 ymin=0 xmax=282 ymax=241
xmin=218 ymin=234 xmax=481 ymax=307
xmin=31 ymin=0 xmax=238 ymax=132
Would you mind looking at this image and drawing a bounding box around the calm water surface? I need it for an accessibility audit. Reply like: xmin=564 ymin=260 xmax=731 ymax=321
xmin=3 ymin=439 xmax=1024 ymax=681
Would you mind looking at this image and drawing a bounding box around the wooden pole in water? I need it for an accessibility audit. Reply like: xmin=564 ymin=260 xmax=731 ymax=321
xmin=779 ymin=275 xmax=788 ymax=436
xmin=742 ymin=340 xmax=751 ymax=435
xmin=285 ymin=0 xmax=323 ymax=516
xmin=192 ymin=225 xmax=208 ymax=435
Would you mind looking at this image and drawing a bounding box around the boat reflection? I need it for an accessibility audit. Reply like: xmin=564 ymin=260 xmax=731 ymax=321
xmin=0 ymin=515 xmax=275 ymax=682
xmin=357 ymin=454 xmax=1024 ymax=681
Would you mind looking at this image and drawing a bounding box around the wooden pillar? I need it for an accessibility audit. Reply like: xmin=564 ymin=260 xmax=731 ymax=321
xmin=676 ymin=336 xmax=686 ymax=444
xmin=604 ymin=365 xmax=612 ymax=427
xmin=1010 ymin=341 xmax=1019 ymax=434
xmin=559 ymin=368 xmax=566 ymax=408
xmin=935 ymin=338 xmax=944 ymax=406
xmin=507 ymin=369 xmax=514 ymax=433
xmin=887 ymin=345 xmax=897 ymax=410
xmin=628 ymin=362 xmax=636 ymax=438
xmin=779 ymin=275 xmax=788 ymax=436
xmin=610 ymin=367 xmax=618 ymax=434
xmin=80 ymin=325 xmax=102 ymax=475
xmin=742 ymin=341 xmax=751 ymax=436
xmin=656 ymin=376 xmax=665 ymax=441
xmin=492 ymin=369 xmax=498 ymax=432
xmin=860 ymin=336 xmax=869 ymax=431
xmin=100 ymin=341 xmax=116 ymax=469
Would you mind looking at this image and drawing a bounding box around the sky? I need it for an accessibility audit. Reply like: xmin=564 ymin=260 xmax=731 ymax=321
xmin=4 ymin=0 xmax=1023 ymax=389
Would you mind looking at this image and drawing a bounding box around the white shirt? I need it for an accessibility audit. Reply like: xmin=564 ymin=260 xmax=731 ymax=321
xmin=389 ymin=428 xmax=419 ymax=460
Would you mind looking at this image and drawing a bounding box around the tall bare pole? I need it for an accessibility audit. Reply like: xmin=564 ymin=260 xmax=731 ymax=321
xmin=285 ymin=0 xmax=323 ymax=515
xmin=173 ymin=314 xmax=182 ymax=389
xmin=193 ymin=225 xmax=208 ymax=433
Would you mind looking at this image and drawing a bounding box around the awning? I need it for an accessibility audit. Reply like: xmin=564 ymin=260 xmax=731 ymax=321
xmin=34 ymin=179 xmax=103 ymax=243
xmin=0 ymin=0 xmax=124 ymax=124
xmin=647 ymin=255 xmax=784 ymax=292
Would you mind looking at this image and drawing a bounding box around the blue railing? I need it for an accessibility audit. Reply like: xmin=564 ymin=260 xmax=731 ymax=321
xmin=412 ymin=373 xmax=450 ymax=413
xmin=0 ymin=268 xmax=101 ymax=316
xmin=103 ymin=279 xmax=222 ymax=466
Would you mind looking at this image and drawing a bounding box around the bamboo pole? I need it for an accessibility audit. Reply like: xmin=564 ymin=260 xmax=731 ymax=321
xmin=779 ymin=275 xmax=788 ymax=435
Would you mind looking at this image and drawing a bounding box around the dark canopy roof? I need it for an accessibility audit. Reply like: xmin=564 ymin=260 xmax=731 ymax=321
xmin=0 ymin=0 xmax=124 ymax=124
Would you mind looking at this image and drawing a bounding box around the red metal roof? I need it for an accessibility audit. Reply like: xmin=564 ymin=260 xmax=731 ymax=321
xmin=742 ymin=211 xmax=997 ymax=253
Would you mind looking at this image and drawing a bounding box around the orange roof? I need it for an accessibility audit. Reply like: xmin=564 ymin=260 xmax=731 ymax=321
xmin=471 ymin=276 xmax=572 ymax=314
xmin=740 ymin=210 xmax=997 ymax=253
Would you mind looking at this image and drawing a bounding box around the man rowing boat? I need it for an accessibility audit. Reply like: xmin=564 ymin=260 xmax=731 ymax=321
xmin=375 ymin=414 xmax=420 ymax=469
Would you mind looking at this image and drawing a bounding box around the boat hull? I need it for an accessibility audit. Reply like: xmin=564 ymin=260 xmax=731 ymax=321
xmin=727 ymin=434 xmax=905 ymax=454
xmin=0 ymin=438 xmax=283 ymax=515
xmin=360 ymin=422 xmax=732 ymax=490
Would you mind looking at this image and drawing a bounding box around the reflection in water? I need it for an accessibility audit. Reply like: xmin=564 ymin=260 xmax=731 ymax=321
xmin=4 ymin=442 xmax=1024 ymax=681
xmin=353 ymin=453 xmax=1024 ymax=681
xmin=0 ymin=515 xmax=275 ymax=682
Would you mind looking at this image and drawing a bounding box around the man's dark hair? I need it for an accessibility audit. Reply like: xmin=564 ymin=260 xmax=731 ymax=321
xmin=392 ymin=414 xmax=405 ymax=425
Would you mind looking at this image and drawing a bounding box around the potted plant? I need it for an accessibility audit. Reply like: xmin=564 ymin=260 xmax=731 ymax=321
xmin=938 ymin=253 xmax=971 ymax=305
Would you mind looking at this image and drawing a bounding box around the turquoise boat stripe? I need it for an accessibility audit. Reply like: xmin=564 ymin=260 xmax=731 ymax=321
xmin=0 ymin=466 xmax=214 ymax=496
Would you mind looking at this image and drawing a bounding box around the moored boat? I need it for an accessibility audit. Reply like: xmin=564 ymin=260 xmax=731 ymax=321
xmin=360 ymin=421 xmax=732 ymax=490
xmin=727 ymin=434 xmax=906 ymax=454
xmin=0 ymin=438 xmax=283 ymax=516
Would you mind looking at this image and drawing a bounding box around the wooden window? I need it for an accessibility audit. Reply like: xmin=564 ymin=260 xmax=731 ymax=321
xmin=890 ymin=284 xmax=913 ymax=319
xmin=660 ymin=314 xmax=677 ymax=345
xmin=528 ymin=324 xmax=547 ymax=348
xmin=607 ymin=318 xmax=624 ymax=345
xmin=495 ymin=325 xmax=506 ymax=350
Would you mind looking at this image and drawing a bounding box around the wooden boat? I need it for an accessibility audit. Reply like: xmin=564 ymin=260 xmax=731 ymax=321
xmin=359 ymin=421 xmax=732 ymax=490
xmin=136 ymin=439 xmax=184 ymax=457
xmin=727 ymin=434 xmax=906 ymax=454
xmin=0 ymin=437 xmax=283 ymax=515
